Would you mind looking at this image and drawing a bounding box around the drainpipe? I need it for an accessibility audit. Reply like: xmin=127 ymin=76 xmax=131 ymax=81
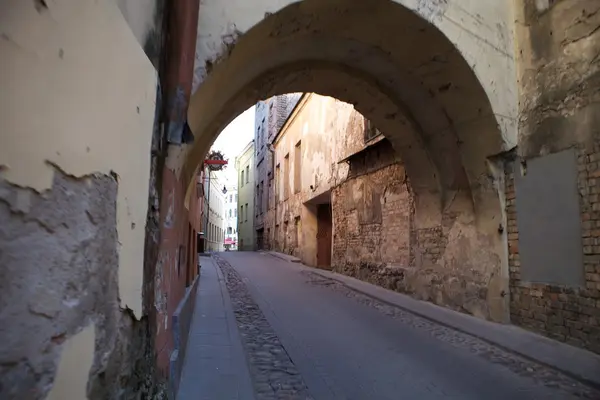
xmin=163 ymin=0 xmax=200 ymax=144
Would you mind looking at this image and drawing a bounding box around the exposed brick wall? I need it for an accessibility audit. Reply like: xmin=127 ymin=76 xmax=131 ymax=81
xmin=332 ymin=138 xmax=412 ymax=289
xmin=507 ymin=148 xmax=600 ymax=354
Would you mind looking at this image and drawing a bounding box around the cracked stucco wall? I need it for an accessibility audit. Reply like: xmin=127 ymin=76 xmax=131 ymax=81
xmin=514 ymin=0 xmax=600 ymax=157
xmin=0 ymin=0 xmax=158 ymax=397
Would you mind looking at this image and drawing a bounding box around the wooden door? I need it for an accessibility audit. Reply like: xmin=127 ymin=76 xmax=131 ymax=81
xmin=316 ymin=204 xmax=332 ymax=269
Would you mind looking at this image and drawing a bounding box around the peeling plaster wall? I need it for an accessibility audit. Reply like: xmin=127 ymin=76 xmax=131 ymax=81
xmin=0 ymin=0 xmax=156 ymax=318
xmin=0 ymin=172 xmax=157 ymax=399
xmin=0 ymin=0 xmax=158 ymax=396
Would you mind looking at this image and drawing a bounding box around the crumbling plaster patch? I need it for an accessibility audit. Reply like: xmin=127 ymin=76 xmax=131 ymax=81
xmin=0 ymin=170 xmax=156 ymax=399
xmin=0 ymin=0 xmax=157 ymax=317
xmin=514 ymin=0 xmax=600 ymax=157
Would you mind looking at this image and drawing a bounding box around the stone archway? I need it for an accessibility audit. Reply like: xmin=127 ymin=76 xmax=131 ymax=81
xmin=178 ymin=0 xmax=514 ymax=322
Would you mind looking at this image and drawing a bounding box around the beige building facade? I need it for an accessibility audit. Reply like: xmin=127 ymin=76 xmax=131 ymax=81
xmin=264 ymin=94 xmax=416 ymax=272
xmin=236 ymin=141 xmax=256 ymax=251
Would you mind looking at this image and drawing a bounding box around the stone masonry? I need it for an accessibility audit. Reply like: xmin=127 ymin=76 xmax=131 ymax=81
xmin=332 ymin=138 xmax=412 ymax=284
xmin=332 ymin=137 xmax=493 ymax=320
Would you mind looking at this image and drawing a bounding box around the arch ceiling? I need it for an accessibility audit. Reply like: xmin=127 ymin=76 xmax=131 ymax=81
xmin=182 ymin=0 xmax=517 ymax=227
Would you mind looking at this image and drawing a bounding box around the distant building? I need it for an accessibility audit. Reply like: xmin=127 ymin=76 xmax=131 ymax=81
xmin=235 ymin=141 xmax=255 ymax=251
xmin=262 ymin=93 xmax=411 ymax=273
xmin=224 ymin=183 xmax=238 ymax=250
xmin=201 ymin=167 xmax=226 ymax=252
xmin=254 ymin=94 xmax=302 ymax=249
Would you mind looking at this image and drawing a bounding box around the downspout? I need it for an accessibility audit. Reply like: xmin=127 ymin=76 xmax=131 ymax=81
xmin=163 ymin=0 xmax=200 ymax=144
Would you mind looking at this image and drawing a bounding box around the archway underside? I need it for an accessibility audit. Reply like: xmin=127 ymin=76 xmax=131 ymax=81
xmin=181 ymin=0 xmax=510 ymax=321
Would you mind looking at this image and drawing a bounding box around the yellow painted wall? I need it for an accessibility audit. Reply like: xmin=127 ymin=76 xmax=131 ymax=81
xmin=0 ymin=0 xmax=157 ymax=318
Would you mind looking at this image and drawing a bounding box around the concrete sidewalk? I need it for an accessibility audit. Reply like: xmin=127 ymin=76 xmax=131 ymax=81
xmin=177 ymin=257 xmax=255 ymax=400
xmin=265 ymin=251 xmax=600 ymax=388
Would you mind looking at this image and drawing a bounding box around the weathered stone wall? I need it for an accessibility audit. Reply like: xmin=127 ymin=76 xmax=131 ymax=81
xmin=515 ymin=0 xmax=600 ymax=159
xmin=508 ymin=0 xmax=600 ymax=353
xmin=331 ymin=138 xmax=496 ymax=320
xmin=332 ymin=159 xmax=412 ymax=288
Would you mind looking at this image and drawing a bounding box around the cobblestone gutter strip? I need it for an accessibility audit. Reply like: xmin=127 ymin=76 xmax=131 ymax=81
xmin=213 ymin=255 xmax=313 ymax=400
xmin=303 ymin=272 xmax=600 ymax=399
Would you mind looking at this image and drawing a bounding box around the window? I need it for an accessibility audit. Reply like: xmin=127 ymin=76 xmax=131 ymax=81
xmin=260 ymin=181 xmax=264 ymax=215
xmin=294 ymin=141 xmax=301 ymax=193
xmin=284 ymin=153 xmax=290 ymax=199
xmin=364 ymin=118 xmax=381 ymax=142
xmin=230 ymin=194 xmax=233 ymax=203
xmin=241 ymin=170 xmax=244 ymax=187
xmin=229 ymin=209 xmax=232 ymax=218
xmin=240 ymin=205 xmax=243 ymax=223
xmin=234 ymin=208 xmax=237 ymax=217
xmin=246 ymin=166 xmax=249 ymax=184
xmin=256 ymin=184 xmax=260 ymax=217
xmin=227 ymin=227 xmax=232 ymax=234
xmin=245 ymin=203 xmax=248 ymax=222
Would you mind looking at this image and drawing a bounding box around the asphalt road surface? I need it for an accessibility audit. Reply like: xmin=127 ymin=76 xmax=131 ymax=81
xmin=182 ymin=251 xmax=599 ymax=400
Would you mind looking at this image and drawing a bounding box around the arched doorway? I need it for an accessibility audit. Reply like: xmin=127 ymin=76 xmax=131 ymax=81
xmin=177 ymin=0 xmax=513 ymax=322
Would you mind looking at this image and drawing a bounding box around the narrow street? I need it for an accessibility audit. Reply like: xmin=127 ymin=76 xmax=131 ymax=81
xmin=177 ymin=252 xmax=599 ymax=400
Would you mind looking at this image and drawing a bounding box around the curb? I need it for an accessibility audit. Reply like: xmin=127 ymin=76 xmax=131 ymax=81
xmin=266 ymin=251 xmax=301 ymax=263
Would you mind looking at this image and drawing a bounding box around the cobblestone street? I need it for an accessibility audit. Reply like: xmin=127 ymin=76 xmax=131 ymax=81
xmin=178 ymin=252 xmax=600 ymax=400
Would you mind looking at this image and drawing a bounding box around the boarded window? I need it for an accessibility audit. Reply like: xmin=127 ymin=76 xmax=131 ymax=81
xmin=260 ymin=181 xmax=264 ymax=214
xmin=514 ymin=149 xmax=584 ymax=287
xmin=256 ymin=184 xmax=260 ymax=216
